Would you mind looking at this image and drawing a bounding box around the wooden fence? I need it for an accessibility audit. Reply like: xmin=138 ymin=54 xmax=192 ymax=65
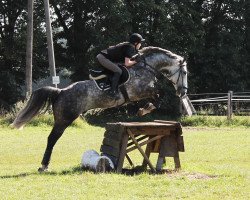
xmin=186 ymin=91 xmax=250 ymax=119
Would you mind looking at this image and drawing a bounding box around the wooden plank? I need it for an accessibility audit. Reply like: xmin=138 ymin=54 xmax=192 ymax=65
xmin=117 ymin=122 xmax=176 ymax=127
xmin=152 ymin=138 xmax=161 ymax=152
xmin=142 ymin=139 xmax=153 ymax=168
xmin=127 ymin=129 xmax=156 ymax=173
xmin=174 ymin=153 xmax=181 ymax=169
xmin=128 ymin=134 xmax=142 ymax=141
xmin=177 ymin=135 xmax=185 ymax=152
xmin=126 ymin=135 xmax=164 ymax=153
xmin=125 ymin=154 xmax=134 ymax=167
xmin=154 ymin=120 xmax=183 ymax=136
xmin=127 ymin=135 xmax=148 ymax=147
xmin=154 ymin=120 xmax=180 ymax=125
xmin=129 ymin=127 xmax=173 ymax=136
xmin=116 ymin=131 xmax=129 ymax=173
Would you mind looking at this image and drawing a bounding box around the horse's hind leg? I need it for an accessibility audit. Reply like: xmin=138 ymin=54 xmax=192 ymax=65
xmin=38 ymin=120 xmax=74 ymax=172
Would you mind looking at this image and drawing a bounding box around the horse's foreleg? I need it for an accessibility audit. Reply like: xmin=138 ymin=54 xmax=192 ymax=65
xmin=137 ymin=102 xmax=157 ymax=117
xmin=38 ymin=123 xmax=70 ymax=172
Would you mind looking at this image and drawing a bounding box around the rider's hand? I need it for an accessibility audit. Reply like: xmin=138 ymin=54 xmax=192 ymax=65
xmin=131 ymin=53 xmax=142 ymax=62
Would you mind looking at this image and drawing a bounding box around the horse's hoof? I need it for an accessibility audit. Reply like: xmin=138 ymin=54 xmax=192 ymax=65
xmin=38 ymin=166 xmax=48 ymax=173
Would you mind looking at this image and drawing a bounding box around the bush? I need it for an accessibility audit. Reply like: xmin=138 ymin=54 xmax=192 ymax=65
xmin=181 ymin=116 xmax=250 ymax=128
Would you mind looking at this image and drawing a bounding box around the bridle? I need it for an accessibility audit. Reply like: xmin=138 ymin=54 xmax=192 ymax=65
xmin=167 ymin=60 xmax=188 ymax=90
xmin=141 ymin=56 xmax=188 ymax=90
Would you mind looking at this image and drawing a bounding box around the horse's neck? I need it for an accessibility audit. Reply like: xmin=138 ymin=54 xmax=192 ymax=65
xmin=144 ymin=54 xmax=178 ymax=73
xmin=144 ymin=54 xmax=172 ymax=70
xmin=144 ymin=56 xmax=159 ymax=68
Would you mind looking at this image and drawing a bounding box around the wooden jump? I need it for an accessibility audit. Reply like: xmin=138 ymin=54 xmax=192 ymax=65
xmin=100 ymin=120 xmax=185 ymax=173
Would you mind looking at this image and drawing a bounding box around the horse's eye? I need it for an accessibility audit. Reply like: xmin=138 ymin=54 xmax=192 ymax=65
xmin=183 ymin=71 xmax=187 ymax=75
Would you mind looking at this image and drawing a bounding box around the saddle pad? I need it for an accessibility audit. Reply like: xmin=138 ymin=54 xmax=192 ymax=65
xmin=91 ymin=66 xmax=130 ymax=91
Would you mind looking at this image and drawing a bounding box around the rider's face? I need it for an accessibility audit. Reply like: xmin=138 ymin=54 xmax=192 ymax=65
xmin=135 ymin=43 xmax=141 ymax=50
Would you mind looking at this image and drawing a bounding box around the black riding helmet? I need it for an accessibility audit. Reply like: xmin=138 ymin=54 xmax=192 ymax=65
xmin=129 ymin=33 xmax=145 ymax=44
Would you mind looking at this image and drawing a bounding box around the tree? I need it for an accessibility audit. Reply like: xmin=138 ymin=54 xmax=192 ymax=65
xmin=50 ymin=0 xmax=130 ymax=81
xmin=0 ymin=0 xmax=248 ymax=113
xmin=0 ymin=0 xmax=27 ymax=111
xmin=243 ymin=0 xmax=250 ymax=89
xmin=193 ymin=0 xmax=248 ymax=92
xmin=0 ymin=0 xmax=50 ymax=111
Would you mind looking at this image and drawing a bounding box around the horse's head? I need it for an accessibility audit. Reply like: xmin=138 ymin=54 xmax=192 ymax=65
xmin=164 ymin=59 xmax=188 ymax=97
xmin=140 ymin=47 xmax=188 ymax=97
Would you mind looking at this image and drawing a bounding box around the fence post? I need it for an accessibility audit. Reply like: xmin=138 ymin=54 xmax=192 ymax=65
xmin=227 ymin=91 xmax=233 ymax=120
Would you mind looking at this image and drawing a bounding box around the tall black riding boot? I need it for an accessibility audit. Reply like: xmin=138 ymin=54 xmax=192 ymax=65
xmin=109 ymin=72 xmax=121 ymax=99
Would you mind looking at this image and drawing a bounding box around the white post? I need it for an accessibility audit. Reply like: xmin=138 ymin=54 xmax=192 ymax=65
xmin=43 ymin=0 xmax=58 ymax=87
xmin=227 ymin=91 xmax=233 ymax=120
xmin=25 ymin=0 xmax=34 ymax=98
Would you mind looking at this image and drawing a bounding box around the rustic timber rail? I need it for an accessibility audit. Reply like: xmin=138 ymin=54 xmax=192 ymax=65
xmin=100 ymin=120 xmax=184 ymax=173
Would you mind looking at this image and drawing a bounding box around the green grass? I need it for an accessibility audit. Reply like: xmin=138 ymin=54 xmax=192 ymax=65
xmin=2 ymin=114 xmax=250 ymax=128
xmin=0 ymin=116 xmax=249 ymax=199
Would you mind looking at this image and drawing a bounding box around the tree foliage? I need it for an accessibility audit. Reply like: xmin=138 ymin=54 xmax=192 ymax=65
xmin=0 ymin=0 xmax=249 ymax=113
xmin=0 ymin=0 xmax=50 ymax=111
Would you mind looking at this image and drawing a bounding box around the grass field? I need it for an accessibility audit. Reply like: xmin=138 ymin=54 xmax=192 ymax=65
xmin=0 ymin=116 xmax=249 ymax=200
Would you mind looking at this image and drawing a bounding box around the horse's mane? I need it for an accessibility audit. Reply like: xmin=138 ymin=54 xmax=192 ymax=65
xmin=140 ymin=46 xmax=182 ymax=61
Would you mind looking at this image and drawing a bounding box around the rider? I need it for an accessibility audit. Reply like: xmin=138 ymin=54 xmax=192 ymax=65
xmin=96 ymin=33 xmax=145 ymax=98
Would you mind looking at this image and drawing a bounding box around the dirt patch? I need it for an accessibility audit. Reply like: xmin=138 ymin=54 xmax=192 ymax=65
xmin=185 ymin=172 xmax=217 ymax=180
xmin=183 ymin=127 xmax=232 ymax=132
xmin=166 ymin=171 xmax=218 ymax=180
xmin=122 ymin=168 xmax=218 ymax=179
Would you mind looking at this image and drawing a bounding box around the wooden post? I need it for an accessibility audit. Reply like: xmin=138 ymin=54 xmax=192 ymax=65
xmin=43 ymin=0 xmax=58 ymax=87
xmin=142 ymin=141 xmax=152 ymax=168
xmin=25 ymin=0 xmax=34 ymax=98
xmin=227 ymin=91 xmax=233 ymax=120
xmin=116 ymin=132 xmax=129 ymax=173
xmin=174 ymin=153 xmax=181 ymax=169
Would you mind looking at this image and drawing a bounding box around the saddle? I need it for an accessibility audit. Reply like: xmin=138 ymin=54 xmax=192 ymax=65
xmin=89 ymin=64 xmax=130 ymax=91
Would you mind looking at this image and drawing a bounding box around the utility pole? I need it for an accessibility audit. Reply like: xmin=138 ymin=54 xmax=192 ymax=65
xmin=43 ymin=0 xmax=59 ymax=87
xmin=25 ymin=0 xmax=34 ymax=98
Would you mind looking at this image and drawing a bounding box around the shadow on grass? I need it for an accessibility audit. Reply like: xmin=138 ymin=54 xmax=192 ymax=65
xmin=0 ymin=173 xmax=35 ymax=179
xmin=0 ymin=166 xmax=83 ymax=179
xmin=0 ymin=165 xmax=172 ymax=179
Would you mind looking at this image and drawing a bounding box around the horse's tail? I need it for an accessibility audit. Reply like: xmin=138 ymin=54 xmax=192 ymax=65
xmin=11 ymin=86 xmax=61 ymax=129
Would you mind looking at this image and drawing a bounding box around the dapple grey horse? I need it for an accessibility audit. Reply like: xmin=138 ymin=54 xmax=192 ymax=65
xmin=12 ymin=46 xmax=188 ymax=172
